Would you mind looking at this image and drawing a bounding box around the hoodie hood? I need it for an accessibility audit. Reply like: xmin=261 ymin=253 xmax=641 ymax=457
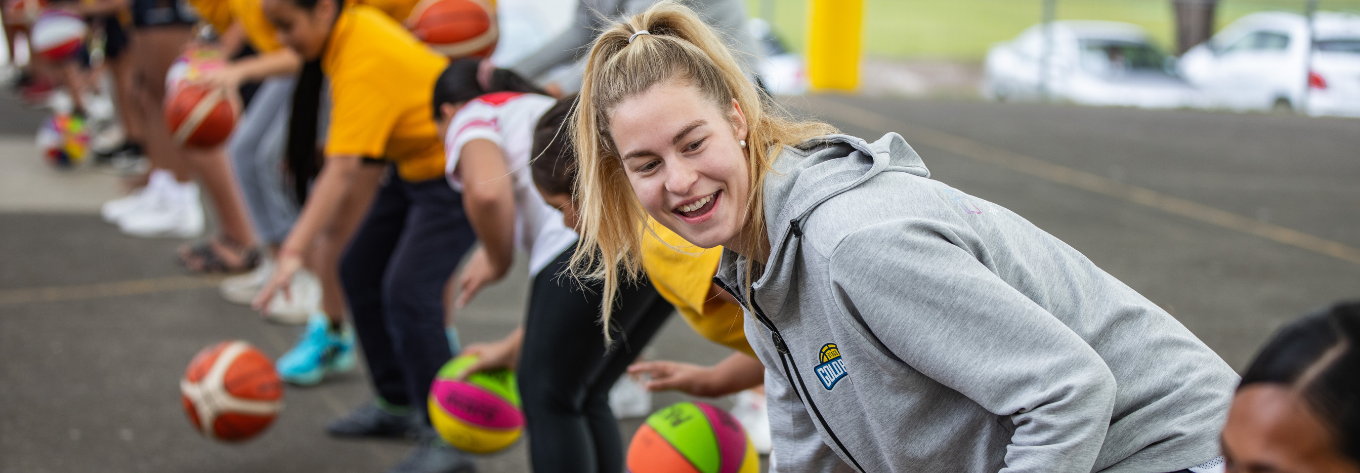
xmin=763 ymin=133 xmax=930 ymax=250
xmin=715 ymin=132 xmax=929 ymax=319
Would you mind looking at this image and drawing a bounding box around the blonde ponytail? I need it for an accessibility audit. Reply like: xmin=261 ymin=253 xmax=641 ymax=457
xmin=570 ymin=1 xmax=834 ymax=342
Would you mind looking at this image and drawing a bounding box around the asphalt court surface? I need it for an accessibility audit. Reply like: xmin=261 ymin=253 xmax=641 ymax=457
xmin=3 ymin=92 xmax=1359 ymax=471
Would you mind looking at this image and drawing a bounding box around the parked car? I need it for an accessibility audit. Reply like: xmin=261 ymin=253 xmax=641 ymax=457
xmin=1179 ymin=11 xmax=1360 ymax=117
xmin=984 ymin=21 xmax=1200 ymax=109
xmin=748 ymin=18 xmax=807 ymax=95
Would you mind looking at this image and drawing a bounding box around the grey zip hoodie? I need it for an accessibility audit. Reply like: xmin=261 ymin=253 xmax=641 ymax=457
xmin=713 ymin=133 xmax=1239 ymax=473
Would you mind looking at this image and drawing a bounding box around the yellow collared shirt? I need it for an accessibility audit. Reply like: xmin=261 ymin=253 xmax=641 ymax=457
xmin=641 ymin=219 xmax=754 ymax=357
xmin=321 ymin=5 xmax=449 ymax=182
xmin=187 ymin=0 xmax=233 ymax=34
xmin=185 ymin=0 xmax=280 ymax=52
xmin=229 ymin=0 xmax=282 ymax=52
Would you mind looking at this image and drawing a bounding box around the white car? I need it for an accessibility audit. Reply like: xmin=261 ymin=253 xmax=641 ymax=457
xmin=984 ymin=21 xmax=1200 ymax=109
xmin=1179 ymin=11 xmax=1360 ymax=117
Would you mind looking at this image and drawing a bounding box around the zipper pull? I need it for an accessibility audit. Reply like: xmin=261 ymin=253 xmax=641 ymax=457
xmin=771 ymin=331 xmax=790 ymax=354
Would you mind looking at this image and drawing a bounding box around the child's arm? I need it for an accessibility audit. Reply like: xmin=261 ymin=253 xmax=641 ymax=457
xmin=452 ymin=139 xmax=516 ymax=309
xmin=628 ymin=351 xmax=765 ymax=398
xmin=209 ymin=22 xmax=246 ymax=57
xmin=254 ymin=154 xmax=364 ymax=310
xmin=198 ymin=48 xmax=302 ymax=91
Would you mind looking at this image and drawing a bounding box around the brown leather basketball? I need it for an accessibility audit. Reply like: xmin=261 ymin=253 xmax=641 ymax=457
xmin=181 ymin=341 xmax=283 ymax=442
xmin=165 ymin=83 xmax=238 ymax=148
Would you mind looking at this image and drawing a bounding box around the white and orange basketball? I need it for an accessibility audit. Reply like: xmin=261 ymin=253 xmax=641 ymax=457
xmin=406 ymin=0 xmax=497 ymax=58
xmin=180 ymin=341 xmax=284 ymax=442
xmin=165 ymin=83 xmax=238 ymax=148
xmin=30 ymin=10 xmax=86 ymax=61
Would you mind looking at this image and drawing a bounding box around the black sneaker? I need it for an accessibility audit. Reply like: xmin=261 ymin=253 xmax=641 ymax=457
xmin=388 ymin=428 xmax=476 ymax=473
xmin=326 ymin=402 xmax=416 ymax=439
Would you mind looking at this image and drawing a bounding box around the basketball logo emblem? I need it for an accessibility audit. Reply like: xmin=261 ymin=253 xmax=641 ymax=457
xmin=815 ymin=343 xmax=848 ymax=390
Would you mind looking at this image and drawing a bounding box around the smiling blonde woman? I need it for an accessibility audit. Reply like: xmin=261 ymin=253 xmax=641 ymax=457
xmin=569 ymin=3 xmax=1241 ymax=472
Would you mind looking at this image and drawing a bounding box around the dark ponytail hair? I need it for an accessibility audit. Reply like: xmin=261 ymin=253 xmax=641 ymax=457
xmin=1241 ymin=300 xmax=1360 ymax=464
xmin=283 ymin=0 xmax=342 ymax=203
xmin=431 ymin=57 xmax=545 ymax=119
xmin=530 ymin=94 xmax=577 ymax=198
xmin=286 ymin=60 xmax=324 ymax=203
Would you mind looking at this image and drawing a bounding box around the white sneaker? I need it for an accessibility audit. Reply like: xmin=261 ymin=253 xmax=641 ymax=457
xmin=264 ymin=269 xmax=321 ymax=325
xmin=220 ymin=258 xmax=275 ymax=305
xmin=608 ymin=373 xmax=652 ymax=419
xmin=101 ymin=169 xmax=172 ymax=223
xmin=730 ymin=389 xmax=772 ymax=454
xmin=118 ymin=180 xmax=204 ymax=238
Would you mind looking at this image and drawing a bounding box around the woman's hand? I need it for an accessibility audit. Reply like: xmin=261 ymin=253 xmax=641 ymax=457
xmin=453 ymin=247 xmax=506 ymax=310
xmin=252 ymin=249 xmax=303 ymax=312
xmin=458 ymin=328 xmax=524 ymax=378
xmin=629 ymin=360 xmax=722 ymax=397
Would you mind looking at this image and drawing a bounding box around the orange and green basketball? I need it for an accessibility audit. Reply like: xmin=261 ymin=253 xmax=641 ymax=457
xmin=427 ymin=354 xmax=523 ymax=453
xmin=627 ymin=401 xmax=759 ymax=473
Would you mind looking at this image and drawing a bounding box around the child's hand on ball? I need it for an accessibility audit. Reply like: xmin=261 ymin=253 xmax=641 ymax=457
xmin=457 ymin=328 xmax=523 ymax=378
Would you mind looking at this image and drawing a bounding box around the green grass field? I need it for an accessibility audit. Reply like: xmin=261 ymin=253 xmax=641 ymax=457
xmin=749 ymin=0 xmax=1360 ymax=61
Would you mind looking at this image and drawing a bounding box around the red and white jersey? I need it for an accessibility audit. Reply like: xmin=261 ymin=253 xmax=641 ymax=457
xmin=444 ymin=92 xmax=577 ymax=276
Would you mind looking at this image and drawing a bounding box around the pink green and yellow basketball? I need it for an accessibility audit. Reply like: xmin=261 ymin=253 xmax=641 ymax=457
xmin=428 ymin=354 xmax=523 ymax=453
xmin=627 ymin=401 xmax=759 ymax=473
xmin=37 ymin=113 xmax=88 ymax=168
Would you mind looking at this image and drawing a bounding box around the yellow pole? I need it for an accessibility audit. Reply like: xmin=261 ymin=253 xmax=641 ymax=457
xmin=807 ymin=0 xmax=862 ymax=91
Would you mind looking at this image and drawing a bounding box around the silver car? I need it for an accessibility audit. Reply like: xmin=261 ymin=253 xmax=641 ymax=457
xmin=984 ymin=21 xmax=1201 ymax=109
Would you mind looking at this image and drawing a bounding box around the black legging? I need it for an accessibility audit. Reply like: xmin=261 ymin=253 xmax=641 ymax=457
xmin=517 ymin=246 xmax=673 ymax=473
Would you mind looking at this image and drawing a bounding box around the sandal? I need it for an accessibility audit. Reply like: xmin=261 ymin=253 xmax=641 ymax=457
xmin=178 ymin=238 xmax=261 ymax=274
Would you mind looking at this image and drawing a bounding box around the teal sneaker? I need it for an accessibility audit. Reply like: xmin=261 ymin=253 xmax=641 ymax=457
xmin=278 ymin=312 xmax=356 ymax=386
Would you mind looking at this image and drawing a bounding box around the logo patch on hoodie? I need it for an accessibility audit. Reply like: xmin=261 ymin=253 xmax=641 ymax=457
xmin=815 ymin=343 xmax=848 ymax=390
xmin=944 ymin=189 xmax=983 ymax=215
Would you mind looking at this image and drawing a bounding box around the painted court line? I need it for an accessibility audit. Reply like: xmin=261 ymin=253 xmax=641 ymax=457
xmin=0 ymin=275 xmax=222 ymax=306
xmin=802 ymin=96 xmax=1360 ymax=266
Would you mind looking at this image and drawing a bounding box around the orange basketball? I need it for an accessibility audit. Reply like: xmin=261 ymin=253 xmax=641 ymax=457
xmin=406 ymin=0 xmax=497 ymax=58
xmin=180 ymin=341 xmax=284 ymax=442
xmin=165 ymin=83 xmax=238 ymax=148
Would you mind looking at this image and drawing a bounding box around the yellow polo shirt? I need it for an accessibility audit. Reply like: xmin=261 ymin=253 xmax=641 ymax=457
xmin=321 ymin=5 xmax=448 ymax=182
xmin=188 ymin=0 xmax=233 ymax=33
xmin=230 ymin=0 xmax=282 ymax=52
xmin=186 ymin=0 xmax=281 ymax=52
xmin=641 ymin=219 xmax=755 ymax=358
xmin=353 ymin=0 xmax=419 ymax=22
